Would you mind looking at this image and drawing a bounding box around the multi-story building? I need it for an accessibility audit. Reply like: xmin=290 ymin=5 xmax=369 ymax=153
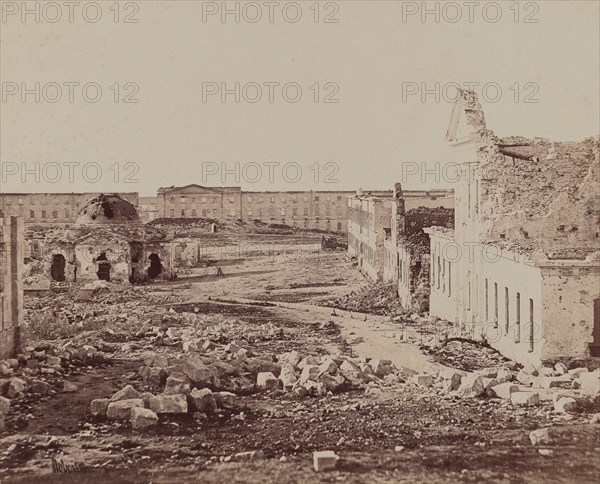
xmin=426 ymin=89 xmax=600 ymax=367
xmin=156 ymin=185 xmax=395 ymax=232
xmin=347 ymin=194 xmax=393 ymax=281
xmin=0 ymin=216 xmax=23 ymax=359
xmin=0 ymin=192 xmax=139 ymax=225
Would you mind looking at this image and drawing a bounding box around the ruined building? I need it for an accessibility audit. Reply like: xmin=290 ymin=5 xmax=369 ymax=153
xmin=384 ymin=183 xmax=454 ymax=312
xmin=426 ymin=89 xmax=600 ymax=367
xmin=0 ymin=216 xmax=23 ymax=358
xmin=0 ymin=192 xmax=139 ymax=226
xmin=23 ymin=194 xmax=175 ymax=288
xmin=348 ymin=188 xmax=454 ymax=283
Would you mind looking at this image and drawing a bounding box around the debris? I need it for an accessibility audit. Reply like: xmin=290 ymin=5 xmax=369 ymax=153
xmin=130 ymin=407 xmax=159 ymax=429
xmin=106 ymin=399 xmax=145 ymax=420
xmin=313 ymin=450 xmax=339 ymax=472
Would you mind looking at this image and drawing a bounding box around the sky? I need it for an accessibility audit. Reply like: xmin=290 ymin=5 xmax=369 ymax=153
xmin=1 ymin=0 xmax=599 ymax=196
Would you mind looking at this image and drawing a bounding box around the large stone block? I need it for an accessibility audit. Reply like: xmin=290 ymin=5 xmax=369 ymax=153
xmin=190 ymin=388 xmax=217 ymax=414
xmin=130 ymin=407 xmax=158 ymax=429
xmin=110 ymin=385 xmax=141 ymax=402
xmin=580 ymin=370 xmax=600 ymax=397
xmin=106 ymin=399 xmax=144 ymax=420
xmin=148 ymin=394 xmax=188 ymax=414
xmin=313 ymin=451 xmax=339 ymax=472
xmin=90 ymin=398 xmax=110 ymax=417
xmin=511 ymin=391 xmax=540 ymax=406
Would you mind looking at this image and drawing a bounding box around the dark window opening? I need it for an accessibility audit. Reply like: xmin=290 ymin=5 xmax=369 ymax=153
xmin=591 ymin=298 xmax=600 ymax=357
xmin=96 ymin=252 xmax=111 ymax=281
xmin=148 ymin=253 xmax=163 ymax=279
xmin=50 ymin=254 xmax=66 ymax=282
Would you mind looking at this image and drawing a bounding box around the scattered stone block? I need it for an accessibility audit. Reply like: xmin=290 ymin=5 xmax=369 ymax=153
xmin=63 ymin=381 xmax=78 ymax=393
xmin=7 ymin=378 xmax=26 ymax=398
xmin=442 ymin=372 xmax=462 ymax=392
xmin=298 ymin=356 xmax=320 ymax=369
xmin=320 ymin=373 xmax=346 ymax=393
xmin=370 ymin=359 xmax=394 ymax=378
xmin=46 ymin=356 xmax=61 ymax=367
xmin=29 ymin=379 xmax=51 ymax=395
xmin=0 ymin=396 xmax=10 ymax=416
xmin=413 ymin=374 xmax=434 ymax=387
xmin=554 ymin=362 xmax=568 ymax=375
xmin=111 ymin=384 xmax=140 ymax=401
xmin=580 ymin=370 xmax=600 ymax=397
xmin=456 ymin=375 xmax=485 ymax=398
xmin=279 ymin=364 xmax=298 ymax=389
xmin=491 ymin=383 xmax=518 ymax=400
xmin=339 ymin=360 xmax=364 ymax=384
xmin=554 ymin=397 xmax=577 ymax=413
xmin=529 ymin=428 xmax=552 ymax=446
xmin=130 ymin=407 xmax=158 ymax=429
xmin=539 ymin=375 xmax=572 ymax=389
xmin=191 ymin=388 xmax=217 ymax=414
xmin=163 ymin=377 xmax=190 ymax=395
xmin=90 ymin=398 xmax=110 ymax=417
xmin=148 ymin=394 xmax=188 ymax=414
xmin=313 ymin=450 xmax=339 ymax=472
xmin=517 ymin=370 xmax=535 ymax=386
xmin=511 ymin=391 xmax=540 ymax=406
xmin=107 ymin=399 xmax=144 ymax=420
xmin=257 ymin=372 xmax=280 ymax=391
xmin=214 ymin=391 xmax=236 ymax=409
xmin=568 ymin=367 xmax=588 ymax=378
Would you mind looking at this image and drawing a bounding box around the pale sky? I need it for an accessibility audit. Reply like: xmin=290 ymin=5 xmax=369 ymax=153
xmin=1 ymin=0 xmax=599 ymax=196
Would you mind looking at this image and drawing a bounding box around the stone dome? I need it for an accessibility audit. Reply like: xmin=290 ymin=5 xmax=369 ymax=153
xmin=76 ymin=194 xmax=140 ymax=225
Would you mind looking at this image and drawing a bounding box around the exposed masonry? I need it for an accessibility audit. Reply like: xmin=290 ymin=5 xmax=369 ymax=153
xmin=460 ymin=89 xmax=600 ymax=259
xmin=22 ymin=195 xmax=175 ymax=289
xmin=386 ymin=183 xmax=454 ymax=312
xmin=0 ymin=217 xmax=23 ymax=358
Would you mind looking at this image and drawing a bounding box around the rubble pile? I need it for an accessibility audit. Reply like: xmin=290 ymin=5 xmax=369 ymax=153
xmin=320 ymin=282 xmax=411 ymax=318
xmin=23 ymin=282 xmax=183 ymax=341
xmin=0 ymin=342 xmax=111 ymax=431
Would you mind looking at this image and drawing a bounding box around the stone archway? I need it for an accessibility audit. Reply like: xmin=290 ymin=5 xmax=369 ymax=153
xmin=148 ymin=253 xmax=163 ymax=279
xmin=96 ymin=252 xmax=111 ymax=281
xmin=50 ymin=254 xmax=66 ymax=282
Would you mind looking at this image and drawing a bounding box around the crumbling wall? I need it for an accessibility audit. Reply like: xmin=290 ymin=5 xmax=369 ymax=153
xmin=0 ymin=217 xmax=24 ymax=358
xmin=74 ymin=234 xmax=131 ymax=284
xmin=458 ymin=87 xmax=600 ymax=257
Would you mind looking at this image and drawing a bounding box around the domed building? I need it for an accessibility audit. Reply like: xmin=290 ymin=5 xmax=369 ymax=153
xmin=24 ymin=194 xmax=175 ymax=287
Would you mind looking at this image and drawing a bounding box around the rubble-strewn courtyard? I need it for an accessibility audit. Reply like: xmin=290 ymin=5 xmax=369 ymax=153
xmin=1 ymin=235 xmax=599 ymax=483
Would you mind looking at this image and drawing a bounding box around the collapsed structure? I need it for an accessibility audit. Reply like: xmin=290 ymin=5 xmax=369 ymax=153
xmin=23 ymin=194 xmax=175 ymax=288
xmin=0 ymin=216 xmax=23 ymax=358
xmin=424 ymin=90 xmax=600 ymax=367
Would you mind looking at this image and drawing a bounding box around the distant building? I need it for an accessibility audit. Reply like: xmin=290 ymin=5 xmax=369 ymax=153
xmin=156 ymin=185 xmax=395 ymax=233
xmin=0 ymin=192 xmax=139 ymax=226
xmin=426 ymin=89 xmax=600 ymax=367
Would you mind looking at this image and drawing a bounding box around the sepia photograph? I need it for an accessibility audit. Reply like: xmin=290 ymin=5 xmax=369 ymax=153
xmin=0 ymin=1 xmax=599 ymax=482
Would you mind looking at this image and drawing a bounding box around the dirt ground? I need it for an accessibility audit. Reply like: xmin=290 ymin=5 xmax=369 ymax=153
xmin=1 ymin=239 xmax=599 ymax=483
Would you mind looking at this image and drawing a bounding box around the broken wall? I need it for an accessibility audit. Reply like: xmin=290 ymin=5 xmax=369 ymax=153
xmin=0 ymin=217 xmax=23 ymax=358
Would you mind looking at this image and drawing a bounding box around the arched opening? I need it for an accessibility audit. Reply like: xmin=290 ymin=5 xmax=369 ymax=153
xmin=96 ymin=252 xmax=111 ymax=281
xmin=50 ymin=254 xmax=66 ymax=282
xmin=148 ymin=253 xmax=163 ymax=279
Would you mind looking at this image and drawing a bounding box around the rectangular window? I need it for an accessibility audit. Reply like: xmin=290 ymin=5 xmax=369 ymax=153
xmin=180 ymin=197 xmax=186 ymax=204
xmin=64 ymin=209 xmax=69 ymax=218
xmin=247 ymin=209 xmax=252 ymax=216
xmin=315 ymin=196 xmax=320 ymax=202
xmin=170 ymin=209 xmax=175 ymax=217
xmin=41 ymin=210 xmax=47 ymax=219
xmin=292 ymin=208 xmax=297 ymax=216
xmin=515 ymin=292 xmax=521 ymax=343
xmin=29 ymin=210 xmax=35 ymax=219
xmin=505 ymin=287 xmax=509 ymax=334
xmin=192 ymin=209 xmax=197 ymax=217
xmin=529 ymin=299 xmax=534 ymax=351
xmin=337 ymin=196 xmax=342 ymax=202
xmin=494 ymin=283 xmax=498 ymax=327
xmin=181 ymin=209 xmax=186 ymax=217
xmin=247 ymin=196 xmax=252 ymax=203
xmin=485 ymin=279 xmax=489 ymax=321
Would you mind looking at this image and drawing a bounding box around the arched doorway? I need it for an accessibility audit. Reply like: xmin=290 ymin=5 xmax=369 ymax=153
xmin=148 ymin=253 xmax=163 ymax=279
xmin=96 ymin=252 xmax=111 ymax=281
xmin=50 ymin=254 xmax=66 ymax=282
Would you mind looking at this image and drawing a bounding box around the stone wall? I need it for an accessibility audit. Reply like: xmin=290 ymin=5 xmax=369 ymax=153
xmin=0 ymin=217 xmax=24 ymax=358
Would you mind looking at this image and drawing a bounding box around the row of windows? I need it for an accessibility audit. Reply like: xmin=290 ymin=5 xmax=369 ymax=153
xmin=485 ymin=279 xmax=535 ymax=350
xmin=169 ymin=195 xmax=345 ymax=204
xmin=431 ymin=254 xmax=452 ymax=297
xmin=29 ymin=209 xmax=70 ymax=220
